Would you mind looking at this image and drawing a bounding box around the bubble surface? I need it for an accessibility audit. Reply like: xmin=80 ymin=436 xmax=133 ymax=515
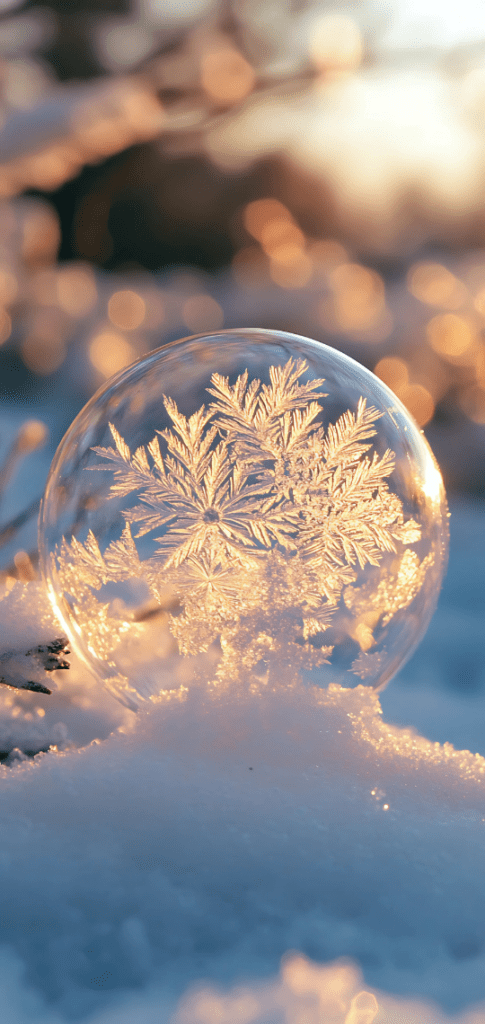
xmin=39 ymin=329 xmax=448 ymax=708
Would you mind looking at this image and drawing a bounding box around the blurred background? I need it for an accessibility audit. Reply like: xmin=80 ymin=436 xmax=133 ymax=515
xmin=0 ymin=0 xmax=484 ymax=616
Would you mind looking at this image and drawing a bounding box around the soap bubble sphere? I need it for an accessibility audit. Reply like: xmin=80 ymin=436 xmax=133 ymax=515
xmin=39 ymin=330 xmax=448 ymax=709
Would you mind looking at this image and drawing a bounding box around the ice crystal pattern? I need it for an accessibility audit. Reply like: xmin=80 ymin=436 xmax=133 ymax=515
xmin=55 ymin=359 xmax=428 ymax=686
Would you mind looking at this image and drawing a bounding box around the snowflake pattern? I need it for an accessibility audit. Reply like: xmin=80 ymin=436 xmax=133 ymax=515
xmin=54 ymin=359 xmax=432 ymax=687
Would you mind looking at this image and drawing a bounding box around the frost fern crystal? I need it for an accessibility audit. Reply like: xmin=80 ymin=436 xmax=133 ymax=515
xmin=55 ymin=359 xmax=429 ymax=687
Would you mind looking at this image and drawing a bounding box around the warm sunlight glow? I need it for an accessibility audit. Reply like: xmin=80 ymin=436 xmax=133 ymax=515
xmin=421 ymin=447 xmax=444 ymax=505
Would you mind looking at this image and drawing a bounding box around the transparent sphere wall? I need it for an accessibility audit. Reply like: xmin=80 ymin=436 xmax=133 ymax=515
xmin=39 ymin=330 xmax=448 ymax=709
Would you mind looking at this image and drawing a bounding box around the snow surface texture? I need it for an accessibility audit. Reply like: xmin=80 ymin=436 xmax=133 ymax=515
xmin=0 ymin=498 xmax=484 ymax=1023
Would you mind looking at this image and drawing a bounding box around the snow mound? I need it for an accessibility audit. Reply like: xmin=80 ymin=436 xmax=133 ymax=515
xmin=0 ymin=676 xmax=484 ymax=1020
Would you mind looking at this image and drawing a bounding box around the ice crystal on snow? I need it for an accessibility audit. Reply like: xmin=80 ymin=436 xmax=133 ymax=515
xmin=55 ymin=359 xmax=430 ymax=687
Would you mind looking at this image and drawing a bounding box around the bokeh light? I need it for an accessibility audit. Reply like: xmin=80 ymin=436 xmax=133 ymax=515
xmin=0 ymin=311 xmax=11 ymax=345
xmin=89 ymin=330 xmax=136 ymax=377
xmin=426 ymin=313 xmax=476 ymax=361
xmin=329 ymin=263 xmax=386 ymax=332
xmin=408 ymin=262 xmax=467 ymax=308
xmin=57 ymin=265 xmax=97 ymax=317
xmin=201 ymin=47 xmax=255 ymax=105
xmin=108 ymin=290 xmax=146 ymax=331
xmin=374 ymin=358 xmax=435 ymax=426
xmin=374 ymin=357 xmax=409 ymax=393
xmin=309 ymin=13 xmax=362 ymax=78
xmin=182 ymin=294 xmax=224 ymax=331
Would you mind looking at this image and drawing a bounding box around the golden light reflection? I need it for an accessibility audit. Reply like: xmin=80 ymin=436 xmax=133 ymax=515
xmin=89 ymin=330 xmax=136 ymax=377
xmin=108 ymin=289 xmax=146 ymax=331
xmin=201 ymin=47 xmax=256 ymax=105
xmin=421 ymin=447 xmax=445 ymax=505
xmin=182 ymin=294 xmax=224 ymax=332
xmin=427 ymin=313 xmax=475 ymax=360
xmin=408 ymin=261 xmax=467 ymax=308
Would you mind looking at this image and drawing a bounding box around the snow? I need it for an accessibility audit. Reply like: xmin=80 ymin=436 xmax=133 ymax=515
xmin=0 ymin=496 xmax=484 ymax=1022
